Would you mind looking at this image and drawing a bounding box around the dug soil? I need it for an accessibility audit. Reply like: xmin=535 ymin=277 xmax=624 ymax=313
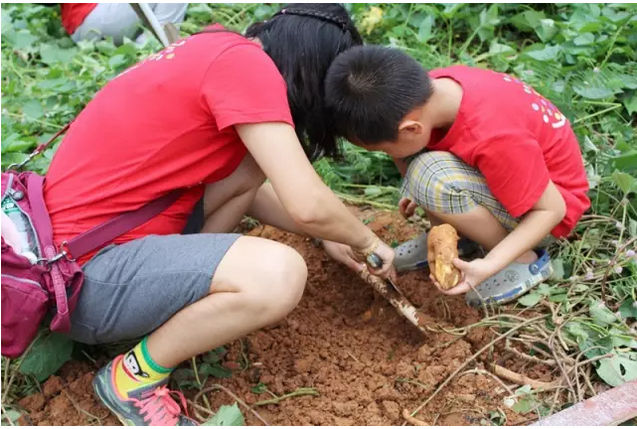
xmin=18 ymin=208 xmax=555 ymax=426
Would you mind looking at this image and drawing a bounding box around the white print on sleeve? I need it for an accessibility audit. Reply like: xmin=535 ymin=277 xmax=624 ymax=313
xmin=503 ymin=75 xmax=566 ymax=129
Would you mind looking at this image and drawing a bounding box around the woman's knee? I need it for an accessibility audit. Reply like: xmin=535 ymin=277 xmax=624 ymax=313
xmin=212 ymin=237 xmax=307 ymax=319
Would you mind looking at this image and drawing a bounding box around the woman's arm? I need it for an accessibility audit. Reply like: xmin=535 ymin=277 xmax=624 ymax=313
xmin=248 ymin=183 xmax=304 ymax=235
xmin=236 ymin=122 xmax=395 ymax=276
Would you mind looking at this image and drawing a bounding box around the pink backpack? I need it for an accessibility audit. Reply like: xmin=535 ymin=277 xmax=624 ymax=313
xmin=1 ymin=125 xmax=180 ymax=358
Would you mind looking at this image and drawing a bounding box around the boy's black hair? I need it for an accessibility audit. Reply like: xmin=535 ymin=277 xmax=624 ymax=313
xmin=325 ymin=45 xmax=433 ymax=145
xmin=245 ymin=4 xmax=363 ymax=160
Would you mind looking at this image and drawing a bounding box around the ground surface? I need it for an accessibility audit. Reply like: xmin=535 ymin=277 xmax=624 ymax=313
xmin=18 ymin=208 xmax=556 ymax=426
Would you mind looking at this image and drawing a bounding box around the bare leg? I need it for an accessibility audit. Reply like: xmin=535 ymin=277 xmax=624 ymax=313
xmin=144 ymin=154 xmax=307 ymax=367
xmin=201 ymin=154 xmax=266 ymax=233
xmin=147 ymin=236 xmax=306 ymax=367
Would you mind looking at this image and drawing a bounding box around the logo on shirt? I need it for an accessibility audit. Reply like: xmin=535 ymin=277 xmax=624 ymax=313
xmin=503 ymin=75 xmax=566 ymax=129
xmin=115 ymin=37 xmax=192 ymax=80
xmin=122 ymin=351 xmax=150 ymax=381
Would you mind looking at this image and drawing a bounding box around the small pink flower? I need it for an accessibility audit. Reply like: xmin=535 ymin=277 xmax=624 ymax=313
xmin=613 ymin=265 xmax=623 ymax=274
xmin=626 ymin=249 xmax=635 ymax=258
xmin=585 ymin=270 xmax=594 ymax=280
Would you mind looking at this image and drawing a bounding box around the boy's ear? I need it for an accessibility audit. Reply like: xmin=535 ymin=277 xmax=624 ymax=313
xmin=398 ymin=119 xmax=424 ymax=135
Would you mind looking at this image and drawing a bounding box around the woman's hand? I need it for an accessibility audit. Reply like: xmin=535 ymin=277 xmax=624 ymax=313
xmin=362 ymin=239 xmax=397 ymax=280
xmin=431 ymin=257 xmax=498 ymax=295
xmin=322 ymin=240 xmax=364 ymax=272
xmin=399 ymin=197 xmax=417 ymax=219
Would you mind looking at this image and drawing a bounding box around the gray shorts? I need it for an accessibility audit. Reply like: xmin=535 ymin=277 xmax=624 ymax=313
xmin=68 ymin=231 xmax=240 ymax=345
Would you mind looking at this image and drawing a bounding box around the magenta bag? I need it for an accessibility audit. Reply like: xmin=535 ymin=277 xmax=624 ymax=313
xmin=1 ymin=125 xmax=180 ymax=358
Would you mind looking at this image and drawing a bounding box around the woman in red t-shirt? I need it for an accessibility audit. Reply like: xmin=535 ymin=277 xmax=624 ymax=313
xmin=44 ymin=4 xmax=395 ymax=425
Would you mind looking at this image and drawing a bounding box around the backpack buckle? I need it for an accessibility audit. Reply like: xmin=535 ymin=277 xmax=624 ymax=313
xmin=47 ymin=241 xmax=76 ymax=264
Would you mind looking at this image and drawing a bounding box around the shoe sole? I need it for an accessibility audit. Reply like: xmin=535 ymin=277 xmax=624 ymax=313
xmin=93 ymin=377 xmax=135 ymax=426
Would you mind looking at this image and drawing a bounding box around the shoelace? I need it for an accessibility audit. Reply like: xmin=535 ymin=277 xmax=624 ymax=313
xmin=132 ymin=386 xmax=190 ymax=426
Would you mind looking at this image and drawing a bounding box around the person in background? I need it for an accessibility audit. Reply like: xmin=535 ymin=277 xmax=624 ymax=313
xmin=60 ymin=3 xmax=188 ymax=46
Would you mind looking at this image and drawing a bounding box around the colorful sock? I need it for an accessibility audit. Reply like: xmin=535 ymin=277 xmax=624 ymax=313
xmin=114 ymin=337 xmax=173 ymax=398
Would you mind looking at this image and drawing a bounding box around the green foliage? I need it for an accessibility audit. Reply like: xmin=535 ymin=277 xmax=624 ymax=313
xmin=19 ymin=332 xmax=74 ymax=382
xmin=202 ymin=403 xmax=245 ymax=426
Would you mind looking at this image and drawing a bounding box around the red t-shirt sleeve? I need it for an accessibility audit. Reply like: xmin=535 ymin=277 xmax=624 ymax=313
xmin=472 ymin=134 xmax=550 ymax=218
xmin=200 ymin=43 xmax=294 ymax=131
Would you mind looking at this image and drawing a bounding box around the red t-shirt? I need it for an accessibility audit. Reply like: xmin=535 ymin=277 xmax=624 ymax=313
xmin=60 ymin=3 xmax=97 ymax=35
xmin=44 ymin=29 xmax=293 ymax=265
xmin=427 ymin=66 xmax=590 ymax=238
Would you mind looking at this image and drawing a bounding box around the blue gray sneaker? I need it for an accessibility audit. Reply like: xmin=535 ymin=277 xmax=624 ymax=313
xmin=394 ymin=232 xmax=480 ymax=273
xmin=465 ymin=249 xmax=553 ymax=307
xmin=93 ymin=355 xmax=197 ymax=426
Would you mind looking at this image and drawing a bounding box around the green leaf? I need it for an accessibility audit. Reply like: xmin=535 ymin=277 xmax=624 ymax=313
xmin=589 ymin=301 xmax=618 ymax=327
xmin=624 ymin=94 xmax=637 ymax=115
xmin=22 ymin=100 xmax=44 ymax=119
xmin=549 ymin=259 xmax=565 ymax=281
xmin=13 ymin=29 xmax=38 ymax=49
xmin=489 ymin=41 xmax=515 ymax=55
xmin=619 ymin=300 xmax=637 ymax=319
xmin=108 ymin=54 xmax=128 ymax=69
xmin=524 ymin=44 xmax=560 ymax=61
xmin=203 ymin=404 xmax=245 ymax=426
xmin=251 ymin=382 xmax=268 ymax=394
xmin=565 ymin=322 xmax=590 ymax=342
xmin=612 ymin=151 xmax=637 ymax=173
xmin=548 ymin=293 xmax=567 ymax=303
xmin=595 ymin=353 xmax=637 ymax=387
xmin=416 ymin=15 xmax=434 ymax=43
xmin=39 ymin=43 xmax=77 ymax=65
xmin=573 ymin=85 xmax=614 ymax=100
xmin=20 ymin=332 xmax=74 ymax=382
xmin=535 ymin=19 xmax=557 ymax=42
xmin=518 ymin=292 xmax=542 ymax=307
xmin=1 ymin=153 xmax=28 ymax=170
xmin=612 ymin=171 xmax=636 ymax=195
xmin=1 ymin=408 xmax=21 ymax=425
xmin=573 ymin=33 xmax=595 ymax=46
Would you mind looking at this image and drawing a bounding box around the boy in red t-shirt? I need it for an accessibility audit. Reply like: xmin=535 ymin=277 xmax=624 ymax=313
xmin=325 ymin=45 xmax=590 ymax=305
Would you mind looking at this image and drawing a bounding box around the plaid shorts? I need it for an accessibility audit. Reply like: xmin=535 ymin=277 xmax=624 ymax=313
xmin=401 ymin=151 xmax=519 ymax=231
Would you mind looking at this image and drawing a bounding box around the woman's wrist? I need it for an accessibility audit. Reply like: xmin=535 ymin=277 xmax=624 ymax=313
xmin=353 ymin=234 xmax=380 ymax=258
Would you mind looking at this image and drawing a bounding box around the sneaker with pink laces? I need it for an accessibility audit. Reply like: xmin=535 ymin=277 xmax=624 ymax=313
xmin=93 ymin=355 xmax=197 ymax=426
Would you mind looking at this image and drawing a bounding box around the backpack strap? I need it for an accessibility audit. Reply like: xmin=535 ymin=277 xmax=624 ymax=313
xmin=8 ymin=123 xmax=71 ymax=171
xmin=61 ymin=190 xmax=183 ymax=260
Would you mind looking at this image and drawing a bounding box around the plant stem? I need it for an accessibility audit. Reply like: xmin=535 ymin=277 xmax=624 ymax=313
xmin=253 ymin=387 xmax=319 ymax=407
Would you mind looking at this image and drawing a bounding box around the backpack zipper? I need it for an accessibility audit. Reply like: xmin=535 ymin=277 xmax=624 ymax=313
xmin=1 ymin=273 xmax=48 ymax=293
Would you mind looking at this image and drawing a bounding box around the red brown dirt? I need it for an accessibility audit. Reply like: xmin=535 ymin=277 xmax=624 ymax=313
xmin=16 ymin=208 xmax=551 ymax=426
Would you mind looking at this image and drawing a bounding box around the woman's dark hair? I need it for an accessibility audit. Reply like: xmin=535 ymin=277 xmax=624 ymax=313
xmin=245 ymin=4 xmax=363 ymax=160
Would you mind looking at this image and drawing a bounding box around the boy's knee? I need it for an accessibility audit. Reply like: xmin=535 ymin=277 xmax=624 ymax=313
xmin=403 ymin=151 xmax=465 ymax=214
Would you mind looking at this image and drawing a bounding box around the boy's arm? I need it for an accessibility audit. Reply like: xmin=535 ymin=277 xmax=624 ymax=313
xmin=483 ymin=179 xmax=565 ymax=270
xmin=441 ymin=180 xmax=566 ymax=294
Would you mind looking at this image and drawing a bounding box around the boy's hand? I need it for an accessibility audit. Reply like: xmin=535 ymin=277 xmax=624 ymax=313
xmin=322 ymin=240 xmax=365 ymax=273
xmin=431 ymin=257 xmax=498 ymax=295
xmin=399 ymin=197 xmax=417 ymax=219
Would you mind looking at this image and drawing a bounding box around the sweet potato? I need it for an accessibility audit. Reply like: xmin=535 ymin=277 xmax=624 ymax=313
xmin=427 ymin=224 xmax=461 ymax=290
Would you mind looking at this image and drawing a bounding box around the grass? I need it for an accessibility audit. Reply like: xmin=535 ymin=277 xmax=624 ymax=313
xmin=1 ymin=2 xmax=636 ymax=425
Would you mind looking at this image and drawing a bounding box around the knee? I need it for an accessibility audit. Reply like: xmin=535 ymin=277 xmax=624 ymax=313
xmin=250 ymin=245 xmax=307 ymax=321
xmin=403 ymin=151 xmax=474 ymax=214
